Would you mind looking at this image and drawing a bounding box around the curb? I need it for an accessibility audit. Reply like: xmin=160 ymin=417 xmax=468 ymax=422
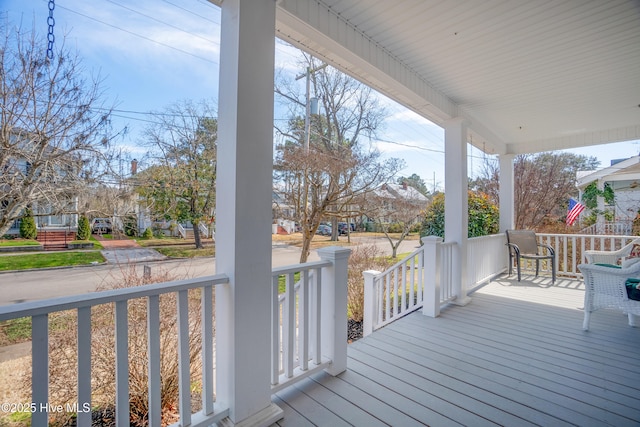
xmin=0 ymin=261 xmax=109 ymax=275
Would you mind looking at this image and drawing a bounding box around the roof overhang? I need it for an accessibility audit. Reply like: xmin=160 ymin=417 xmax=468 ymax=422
xmin=212 ymin=0 xmax=640 ymax=156
xmin=576 ymin=155 xmax=640 ymax=188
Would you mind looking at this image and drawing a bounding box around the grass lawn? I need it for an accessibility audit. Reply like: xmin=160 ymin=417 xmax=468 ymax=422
xmin=272 ymin=231 xmax=420 ymax=248
xmin=90 ymin=236 xmax=104 ymax=250
xmin=154 ymin=246 xmax=215 ymax=258
xmin=0 ymin=251 xmax=105 ymax=271
xmin=0 ymin=317 xmax=31 ymax=346
xmin=137 ymin=237 xmax=189 ymax=247
xmin=0 ymin=239 xmax=40 ymax=247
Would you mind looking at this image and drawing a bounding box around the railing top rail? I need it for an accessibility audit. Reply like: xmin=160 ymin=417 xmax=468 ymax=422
xmin=375 ymin=244 xmax=424 ymax=277
xmin=468 ymin=233 xmax=504 ymax=241
xmin=537 ymin=233 xmax=637 ymax=239
xmin=271 ymin=260 xmax=332 ymax=276
xmin=0 ymin=274 xmax=229 ymax=321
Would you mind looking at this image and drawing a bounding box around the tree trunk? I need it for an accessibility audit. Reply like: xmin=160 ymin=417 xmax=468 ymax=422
xmin=300 ymin=228 xmax=313 ymax=263
xmin=330 ymin=216 xmax=339 ymax=241
xmin=193 ymin=221 xmax=203 ymax=249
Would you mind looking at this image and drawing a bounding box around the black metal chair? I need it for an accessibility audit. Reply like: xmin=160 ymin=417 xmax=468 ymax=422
xmin=506 ymin=230 xmax=556 ymax=283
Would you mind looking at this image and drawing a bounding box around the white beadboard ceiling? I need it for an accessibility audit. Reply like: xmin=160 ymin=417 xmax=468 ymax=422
xmin=271 ymin=0 xmax=640 ymax=156
xmin=209 ymin=0 xmax=640 ymax=155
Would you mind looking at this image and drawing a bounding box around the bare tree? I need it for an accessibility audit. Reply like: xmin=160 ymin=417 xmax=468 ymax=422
xmin=275 ymin=56 xmax=403 ymax=262
xmin=367 ymin=183 xmax=427 ymax=258
xmin=137 ymin=100 xmax=217 ymax=249
xmin=0 ymin=22 xmax=116 ymax=236
xmin=471 ymin=152 xmax=599 ymax=229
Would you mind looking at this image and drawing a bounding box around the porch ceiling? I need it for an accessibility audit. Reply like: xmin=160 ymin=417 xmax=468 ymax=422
xmin=214 ymin=0 xmax=640 ymax=156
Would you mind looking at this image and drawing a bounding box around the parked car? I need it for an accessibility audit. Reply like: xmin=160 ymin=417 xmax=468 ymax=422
xmin=91 ymin=218 xmax=113 ymax=234
xmin=337 ymin=222 xmax=355 ymax=235
xmin=316 ymin=224 xmax=332 ymax=236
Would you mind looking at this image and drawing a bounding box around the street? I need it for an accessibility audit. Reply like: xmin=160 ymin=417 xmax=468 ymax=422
xmin=0 ymin=236 xmax=419 ymax=305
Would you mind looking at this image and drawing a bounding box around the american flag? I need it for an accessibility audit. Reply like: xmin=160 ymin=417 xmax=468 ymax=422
xmin=566 ymin=198 xmax=585 ymax=226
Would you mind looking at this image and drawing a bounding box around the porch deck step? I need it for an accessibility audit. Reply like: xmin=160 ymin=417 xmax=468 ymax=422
xmin=36 ymin=231 xmax=76 ymax=250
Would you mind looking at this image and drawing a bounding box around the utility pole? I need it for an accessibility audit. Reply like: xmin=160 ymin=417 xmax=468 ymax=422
xmin=296 ymin=62 xmax=327 ymax=152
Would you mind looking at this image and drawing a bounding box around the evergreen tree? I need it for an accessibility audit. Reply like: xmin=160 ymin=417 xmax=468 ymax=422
xmin=76 ymin=215 xmax=91 ymax=240
xmin=19 ymin=208 xmax=37 ymax=239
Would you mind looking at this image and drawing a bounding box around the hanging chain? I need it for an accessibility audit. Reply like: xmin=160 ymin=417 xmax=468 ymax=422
xmin=46 ymin=0 xmax=56 ymax=60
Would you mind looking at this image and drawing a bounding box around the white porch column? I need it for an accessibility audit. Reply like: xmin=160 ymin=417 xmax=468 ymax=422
xmin=499 ymin=154 xmax=515 ymax=231
xmin=422 ymin=236 xmax=442 ymax=317
xmin=444 ymin=117 xmax=471 ymax=306
xmin=317 ymin=246 xmax=351 ymax=375
xmin=215 ymin=1 xmax=283 ymax=426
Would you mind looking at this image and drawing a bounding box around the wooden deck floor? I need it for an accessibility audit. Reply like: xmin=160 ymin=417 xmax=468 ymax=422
xmin=272 ymin=274 xmax=640 ymax=426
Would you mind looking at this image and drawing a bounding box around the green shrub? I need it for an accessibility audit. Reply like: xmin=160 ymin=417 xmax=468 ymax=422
xmin=19 ymin=208 xmax=37 ymax=239
xmin=123 ymin=214 xmax=138 ymax=237
xmin=420 ymin=191 xmax=499 ymax=239
xmin=142 ymin=227 xmax=154 ymax=239
xmin=386 ymin=222 xmax=404 ymax=234
xmin=76 ymin=215 xmax=91 ymax=240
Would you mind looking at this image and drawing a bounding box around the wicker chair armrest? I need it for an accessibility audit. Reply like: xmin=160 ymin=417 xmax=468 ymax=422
xmin=584 ymin=239 xmax=640 ymax=264
xmin=578 ymin=261 xmax=640 ymax=278
xmin=585 ymin=253 xmax=623 ymax=265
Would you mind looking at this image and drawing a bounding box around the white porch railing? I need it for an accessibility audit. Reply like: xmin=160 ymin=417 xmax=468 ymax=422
xmin=362 ymin=243 xmax=426 ymax=336
xmin=198 ymin=222 xmax=209 ymax=238
xmin=362 ymin=233 xmax=639 ymax=336
xmin=270 ymin=246 xmax=350 ymax=392
xmin=467 ymin=233 xmax=509 ymax=292
xmin=0 ymin=248 xmax=351 ymax=426
xmin=537 ymin=233 xmax=637 ymax=277
xmin=363 ymin=234 xmax=514 ymax=336
xmin=439 ymin=240 xmax=456 ymax=303
xmin=176 ymin=223 xmax=186 ymax=239
xmin=271 ymin=261 xmax=331 ymax=392
xmin=580 ymin=220 xmax=633 ymax=236
xmin=342 ymin=231 xmax=638 ymax=340
xmin=0 ymin=275 xmax=230 ymax=427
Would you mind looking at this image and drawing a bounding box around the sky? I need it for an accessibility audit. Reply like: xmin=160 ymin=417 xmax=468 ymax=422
xmin=4 ymin=0 xmax=639 ymax=193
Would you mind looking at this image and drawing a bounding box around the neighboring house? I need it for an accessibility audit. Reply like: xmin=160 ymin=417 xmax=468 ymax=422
xmin=1 ymin=132 xmax=79 ymax=237
xmin=371 ymin=182 xmax=429 ymax=224
xmin=4 ymin=200 xmax=79 ymax=236
xmin=272 ymin=189 xmax=297 ymax=234
xmin=576 ymin=155 xmax=640 ymax=234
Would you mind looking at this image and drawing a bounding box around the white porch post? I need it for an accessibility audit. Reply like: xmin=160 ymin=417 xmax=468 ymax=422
xmin=422 ymin=236 xmax=442 ymax=317
xmin=362 ymin=270 xmax=377 ymax=337
xmin=317 ymin=247 xmax=351 ymax=376
xmin=444 ymin=117 xmax=471 ymax=305
xmin=499 ymin=154 xmax=515 ymax=231
xmin=215 ymin=1 xmax=283 ymax=426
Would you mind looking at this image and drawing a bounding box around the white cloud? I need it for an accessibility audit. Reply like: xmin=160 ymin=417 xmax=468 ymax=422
xmin=56 ymin=0 xmax=221 ymax=68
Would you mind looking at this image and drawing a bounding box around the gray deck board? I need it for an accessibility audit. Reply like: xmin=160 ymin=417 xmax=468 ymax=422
xmin=272 ymin=275 xmax=640 ymax=426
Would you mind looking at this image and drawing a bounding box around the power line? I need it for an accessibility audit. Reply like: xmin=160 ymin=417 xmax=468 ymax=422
xmin=55 ymin=3 xmax=219 ymax=65
xmin=163 ymin=0 xmax=221 ymax=25
xmin=104 ymin=0 xmax=218 ymax=45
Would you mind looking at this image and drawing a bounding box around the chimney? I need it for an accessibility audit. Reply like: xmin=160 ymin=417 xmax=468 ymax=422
xmin=131 ymin=159 xmax=138 ymax=175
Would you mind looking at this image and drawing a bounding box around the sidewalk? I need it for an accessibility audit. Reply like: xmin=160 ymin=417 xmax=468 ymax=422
xmin=93 ymin=236 xmax=168 ymax=264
